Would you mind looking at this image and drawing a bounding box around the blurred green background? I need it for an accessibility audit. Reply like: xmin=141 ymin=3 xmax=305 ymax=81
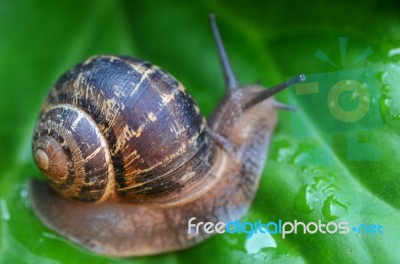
xmin=1 ymin=0 xmax=400 ymax=263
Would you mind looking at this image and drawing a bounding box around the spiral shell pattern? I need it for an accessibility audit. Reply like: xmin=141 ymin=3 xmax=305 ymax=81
xmin=32 ymin=55 xmax=216 ymax=203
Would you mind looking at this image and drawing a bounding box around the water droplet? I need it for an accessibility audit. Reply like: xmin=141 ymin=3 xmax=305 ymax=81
xmin=295 ymin=186 xmax=314 ymax=212
xmin=272 ymin=139 xmax=298 ymax=163
xmin=223 ymin=235 xmax=239 ymax=246
xmin=306 ymin=185 xmax=320 ymax=205
xmin=392 ymin=114 xmax=400 ymax=120
xmin=296 ymin=167 xmax=345 ymax=218
xmin=0 ymin=199 xmax=10 ymax=221
xmin=245 ymin=228 xmax=277 ymax=254
xmin=383 ymin=98 xmax=392 ymax=108
xmin=322 ymin=195 xmax=348 ymax=220
xmin=20 ymin=187 xmax=28 ymax=200
xmin=382 ymin=84 xmax=391 ymax=92
xmin=311 ymin=167 xmax=327 ymax=174
xmin=42 ymin=232 xmax=59 ymax=240
xmin=19 ymin=184 xmax=30 ymax=208
xmin=379 ymin=96 xmax=391 ymax=119
xmin=277 ymin=148 xmax=295 ymax=162
xmin=294 ymin=152 xmax=311 ymax=165
xmin=388 ymin=47 xmax=400 ymax=57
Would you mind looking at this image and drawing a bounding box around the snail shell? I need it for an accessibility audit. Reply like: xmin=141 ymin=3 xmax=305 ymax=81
xmin=32 ymin=55 xmax=217 ymax=206
xmin=29 ymin=15 xmax=305 ymax=257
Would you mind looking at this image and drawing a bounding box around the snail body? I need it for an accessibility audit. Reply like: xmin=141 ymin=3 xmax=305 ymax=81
xmin=29 ymin=15 xmax=304 ymax=257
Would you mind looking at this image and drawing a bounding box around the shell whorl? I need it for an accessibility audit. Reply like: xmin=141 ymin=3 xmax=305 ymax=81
xmin=32 ymin=104 xmax=113 ymax=202
xmin=32 ymin=55 xmax=216 ymax=204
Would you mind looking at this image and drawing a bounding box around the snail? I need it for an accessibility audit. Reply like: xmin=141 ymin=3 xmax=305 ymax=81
xmin=29 ymin=14 xmax=305 ymax=257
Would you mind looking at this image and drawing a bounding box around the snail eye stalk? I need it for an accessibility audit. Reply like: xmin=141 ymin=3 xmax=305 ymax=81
xmin=209 ymin=14 xmax=239 ymax=91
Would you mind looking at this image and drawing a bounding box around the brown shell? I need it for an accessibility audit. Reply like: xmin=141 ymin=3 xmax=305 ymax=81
xmin=32 ymin=55 xmax=216 ymax=204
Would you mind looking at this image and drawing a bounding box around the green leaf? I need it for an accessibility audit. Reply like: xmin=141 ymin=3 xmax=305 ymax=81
xmin=1 ymin=0 xmax=399 ymax=263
